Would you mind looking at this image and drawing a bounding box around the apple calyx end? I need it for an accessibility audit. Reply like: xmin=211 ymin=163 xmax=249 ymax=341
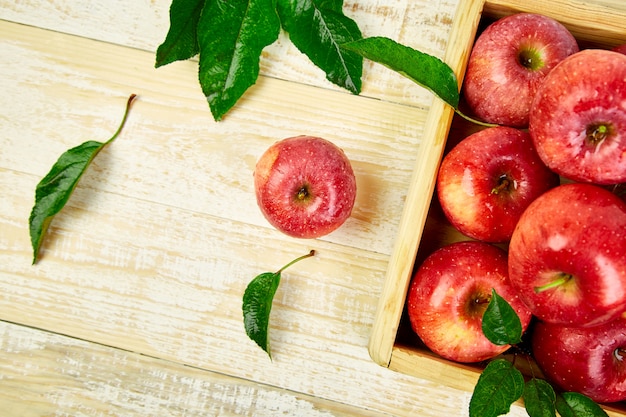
xmin=585 ymin=122 xmax=614 ymax=147
xmin=517 ymin=47 xmax=544 ymax=71
xmin=295 ymin=184 xmax=312 ymax=203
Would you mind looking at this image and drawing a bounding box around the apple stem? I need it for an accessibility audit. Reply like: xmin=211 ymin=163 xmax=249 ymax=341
xmin=277 ymin=250 xmax=316 ymax=274
xmin=491 ymin=175 xmax=512 ymax=195
xmin=533 ymin=274 xmax=572 ymax=293
xmin=615 ymin=348 xmax=626 ymax=362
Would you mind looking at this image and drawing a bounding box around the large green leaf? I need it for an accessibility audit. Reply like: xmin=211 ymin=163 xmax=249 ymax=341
xmin=469 ymin=359 xmax=525 ymax=417
xmin=29 ymin=95 xmax=137 ymax=264
xmin=277 ymin=0 xmax=362 ymax=94
xmin=197 ymin=0 xmax=281 ymax=121
xmin=340 ymin=36 xmax=459 ymax=108
xmin=155 ymin=0 xmax=207 ymax=67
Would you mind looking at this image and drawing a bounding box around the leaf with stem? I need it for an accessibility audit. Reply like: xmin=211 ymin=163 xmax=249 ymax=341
xmin=340 ymin=36 xmax=498 ymax=127
xmin=242 ymin=250 xmax=315 ymax=358
xmin=29 ymin=94 xmax=137 ymax=264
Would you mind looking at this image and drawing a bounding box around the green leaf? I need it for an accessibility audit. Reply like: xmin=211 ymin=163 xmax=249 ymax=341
xmin=469 ymin=359 xmax=525 ymax=417
xmin=242 ymin=250 xmax=315 ymax=358
xmin=482 ymin=289 xmax=523 ymax=346
xmin=555 ymin=392 xmax=609 ymax=417
xmin=155 ymin=0 xmax=206 ymax=67
xmin=29 ymin=94 xmax=137 ymax=264
xmin=524 ymin=379 xmax=556 ymax=417
xmin=340 ymin=36 xmax=459 ymax=108
xmin=197 ymin=0 xmax=281 ymax=121
xmin=277 ymin=0 xmax=362 ymax=94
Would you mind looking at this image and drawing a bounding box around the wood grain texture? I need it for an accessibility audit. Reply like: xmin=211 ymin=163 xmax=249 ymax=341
xmin=0 ymin=322 xmax=392 ymax=417
xmin=0 ymin=8 xmax=487 ymax=416
xmin=4 ymin=0 xmax=624 ymax=415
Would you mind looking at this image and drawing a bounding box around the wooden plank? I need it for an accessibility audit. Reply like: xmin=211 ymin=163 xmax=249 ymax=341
xmin=0 ymin=321 xmax=391 ymax=417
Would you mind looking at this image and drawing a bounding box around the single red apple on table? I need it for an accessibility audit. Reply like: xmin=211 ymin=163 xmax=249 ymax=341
xmin=436 ymin=126 xmax=559 ymax=243
xmin=529 ymin=49 xmax=626 ymax=184
xmin=407 ymin=241 xmax=532 ymax=363
xmin=508 ymin=183 xmax=626 ymax=328
xmin=532 ymin=315 xmax=626 ymax=403
xmin=463 ymin=13 xmax=578 ymax=127
xmin=254 ymin=135 xmax=356 ymax=238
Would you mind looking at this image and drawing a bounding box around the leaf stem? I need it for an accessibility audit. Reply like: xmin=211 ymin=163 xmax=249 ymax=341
xmin=454 ymin=108 xmax=499 ymax=128
xmin=277 ymin=250 xmax=316 ymax=274
xmin=107 ymin=94 xmax=138 ymax=144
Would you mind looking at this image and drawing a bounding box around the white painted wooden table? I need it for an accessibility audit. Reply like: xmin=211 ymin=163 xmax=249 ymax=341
xmin=0 ymin=0 xmax=618 ymax=416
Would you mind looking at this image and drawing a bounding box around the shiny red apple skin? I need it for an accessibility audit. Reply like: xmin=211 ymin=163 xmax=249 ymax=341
xmin=532 ymin=316 xmax=626 ymax=403
xmin=254 ymin=135 xmax=356 ymax=238
xmin=463 ymin=13 xmax=578 ymax=127
xmin=436 ymin=126 xmax=559 ymax=243
xmin=407 ymin=241 xmax=532 ymax=363
xmin=509 ymin=183 xmax=626 ymax=327
xmin=529 ymin=49 xmax=626 ymax=184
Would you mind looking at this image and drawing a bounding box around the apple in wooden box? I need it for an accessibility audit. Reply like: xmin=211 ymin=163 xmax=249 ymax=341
xmin=368 ymin=0 xmax=626 ymax=414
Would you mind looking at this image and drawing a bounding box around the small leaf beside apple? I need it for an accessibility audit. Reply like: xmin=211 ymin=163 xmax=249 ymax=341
xmin=482 ymin=289 xmax=523 ymax=346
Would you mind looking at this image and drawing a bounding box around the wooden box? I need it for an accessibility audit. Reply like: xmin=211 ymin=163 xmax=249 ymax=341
xmin=368 ymin=0 xmax=626 ymax=413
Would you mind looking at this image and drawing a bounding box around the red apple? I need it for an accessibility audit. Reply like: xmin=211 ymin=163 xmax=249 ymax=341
xmin=532 ymin=316 xmax=626 ymax=403
xmin=407 ymin=241 xmax=532 ymax=363
xmin=436 ymin=126 xmax=559 ymax=243
xmin=613 ymin=43 xmax=626 ymax=55
xmin=254 ymin=135 xmax=356 ymax=238
xmin=529 ymin=49 xmax=626 ymax=184
xmin=463 ymin=13 xmax=578 ymax=127
xmin=509 ymin=183 xmax=626 ymax=327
